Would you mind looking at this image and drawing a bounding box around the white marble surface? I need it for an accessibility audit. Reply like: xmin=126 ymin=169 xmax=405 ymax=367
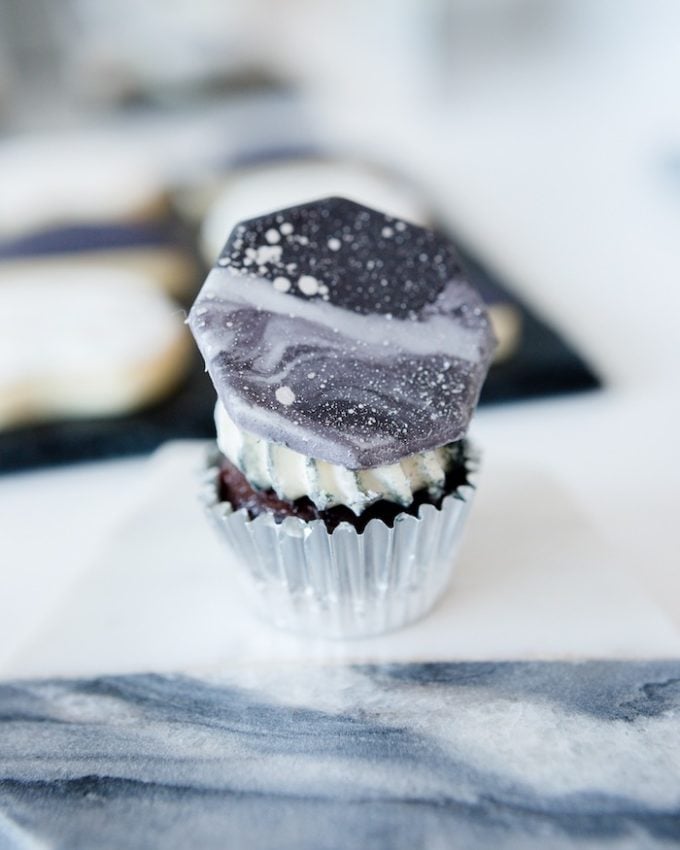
xmin=2 ymin=661 xmax=679 ymax=849
xmin=1 ymin=0 xmax=680 ymax=677
xmin=2 ymin=427 xmax=680 ymax=680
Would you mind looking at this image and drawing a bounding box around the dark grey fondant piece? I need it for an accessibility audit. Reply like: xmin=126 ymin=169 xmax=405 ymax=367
xmin=188 ymin=197 xmax=496 ymax=468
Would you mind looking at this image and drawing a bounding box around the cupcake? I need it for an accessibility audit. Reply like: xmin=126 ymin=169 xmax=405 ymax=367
xmin=189 ymin=197 xmax=496 ymax=638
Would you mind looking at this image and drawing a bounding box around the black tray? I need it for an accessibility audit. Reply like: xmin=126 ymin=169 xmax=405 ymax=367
xmin=0 ymin=247 xmax=599 ymax=474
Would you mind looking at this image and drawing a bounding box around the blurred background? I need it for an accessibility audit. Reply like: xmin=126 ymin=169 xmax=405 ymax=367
xmin=0 ymin=0 xmax=680 ymax=544
xmin=10 ymin=0 xmax=677 ymax=467
xmin=0 ymin=0 xmax=679 ymax=649
xmin=1 ymin=0 xmax=678 ymax=461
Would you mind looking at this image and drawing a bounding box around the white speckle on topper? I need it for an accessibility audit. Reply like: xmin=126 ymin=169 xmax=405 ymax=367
xmin=298 ymin=275 xmax=320 ymax=296
xmin=280 ymin=222 xmax=294 ymax=235
xmin=381 ymin=226 xmax=394 ymax=238
xmin=247 ymin=245 xmax=282 ymax=266
xmin=275 ymin=385 xmax=296 ymax=406
xmin=327 ymin=237 xmax=341 ymax=251
xmin=265 ymin=228 xmax=281 ymax=244
xmin=273 ymin=276 xmax=291 ymax=292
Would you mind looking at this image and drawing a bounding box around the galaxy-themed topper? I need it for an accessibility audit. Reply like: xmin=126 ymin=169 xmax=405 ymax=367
xmin=189 ymin=197 xmax=496 ymax=469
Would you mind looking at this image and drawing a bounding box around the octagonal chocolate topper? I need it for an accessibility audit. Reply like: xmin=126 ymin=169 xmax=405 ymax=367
xmin=188 ymin=197 xmax=496 ymax=469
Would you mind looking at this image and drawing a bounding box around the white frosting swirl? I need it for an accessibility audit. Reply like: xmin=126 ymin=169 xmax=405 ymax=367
xmin=215 ymin=402 xmax=455 ymax=515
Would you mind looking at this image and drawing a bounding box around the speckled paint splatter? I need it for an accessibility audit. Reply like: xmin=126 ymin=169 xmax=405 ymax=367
xmin=189 ymin=197 xmax=496 ymax=468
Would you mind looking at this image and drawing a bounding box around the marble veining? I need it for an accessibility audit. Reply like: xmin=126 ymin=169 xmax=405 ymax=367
xmin=0 ymin=662 xmax=679 ymax=849
xmin=188 ymin=197 xmax=496 ymax=468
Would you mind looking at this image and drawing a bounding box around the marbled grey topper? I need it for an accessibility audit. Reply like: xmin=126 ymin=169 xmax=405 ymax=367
xmin=188 ymin=197 xmax=496 ymax=468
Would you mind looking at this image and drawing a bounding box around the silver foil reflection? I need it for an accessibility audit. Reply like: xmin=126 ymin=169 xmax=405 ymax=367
xmin=200 ymin=444 xmax=478 ymax=639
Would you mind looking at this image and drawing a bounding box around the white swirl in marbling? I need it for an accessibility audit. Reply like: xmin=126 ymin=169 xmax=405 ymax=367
xmin=188 ymin=197 xmax=496 ymax=469
xmin=191 ymin=270 xmax=492 ymax=469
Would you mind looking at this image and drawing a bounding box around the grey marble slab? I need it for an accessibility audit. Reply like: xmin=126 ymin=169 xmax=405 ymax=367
xmin=0 ymin=662 xmax=679 ymax=850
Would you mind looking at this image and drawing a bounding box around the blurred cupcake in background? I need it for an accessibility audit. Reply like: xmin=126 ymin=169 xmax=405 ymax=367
xmin=0 ymin=147 xmax=197 ymax=298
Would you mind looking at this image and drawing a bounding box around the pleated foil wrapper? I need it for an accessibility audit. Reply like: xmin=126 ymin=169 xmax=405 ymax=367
xmin=200 ymin=442 xmax=479 ymax=639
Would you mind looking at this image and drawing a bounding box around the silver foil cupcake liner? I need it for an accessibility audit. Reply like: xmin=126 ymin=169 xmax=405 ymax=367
xmin=200 ymin=442 xmax=479 ymax=639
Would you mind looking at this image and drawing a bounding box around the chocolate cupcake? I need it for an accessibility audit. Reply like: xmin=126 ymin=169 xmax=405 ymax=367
xmin=189 ymin=197 xmax=496 ymax=637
